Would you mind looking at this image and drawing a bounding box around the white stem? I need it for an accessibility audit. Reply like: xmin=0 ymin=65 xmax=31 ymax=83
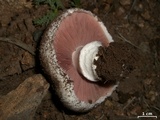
xmin=79 ymin=41 xmax=102 ymax=82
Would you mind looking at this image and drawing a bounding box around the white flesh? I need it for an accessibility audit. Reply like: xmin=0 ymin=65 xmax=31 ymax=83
xmin=79 ymin=41 xmax=102 ymax=82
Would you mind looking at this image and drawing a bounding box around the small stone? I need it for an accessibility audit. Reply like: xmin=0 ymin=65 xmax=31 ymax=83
xmin=141 ymin=11 xmax=151 ymax=20
xmin=138 ymin=4 xmax=143 ymax=9
xmin=93 ymin=8 xmax=99 ymax=14
xmin=0 ymin=74 xmax=49 ymax=120
xmin=104 ymin=4 xmax=110 ymax=12
xmin=138 ymin=22 xmax=144 ymax=28
xmin=21 ymin=52 xmax=35 ymax=71
xmin=115 ymin=7 xmax=125 ymax=18
xmin=105 ymin=100 xmax=113 ymax=107
xmin=146 ymin=91 xmax=158 ymax=101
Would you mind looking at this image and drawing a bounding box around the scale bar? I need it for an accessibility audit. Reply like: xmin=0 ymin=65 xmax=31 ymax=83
xmin=137 ymin=116 xmax=157 ymax=118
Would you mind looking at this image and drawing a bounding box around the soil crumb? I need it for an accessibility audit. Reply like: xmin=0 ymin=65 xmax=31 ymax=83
xmin=94 ymin=42 xmax=139 ymax=83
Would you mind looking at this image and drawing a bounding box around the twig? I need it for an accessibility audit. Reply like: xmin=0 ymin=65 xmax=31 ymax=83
xmin=117 ymin=32 xmax=151 ymax=54
xmin=0 ymin=37 xmax=35 ymax=55
xmin=123 ymin=97 xmax=136 ymax=110
xmin=117 ymin=33 xmax=140 ymax=49
xmin=104 ymin=0 xmax=116 ymax=18
xmin=124 ymin=0 xmax=137 ymax=19
xmin=98 ymin=110 xmax=105 ymax=120
xmin=143 ymin=98 xmax=150 ymax=108
xmin=152 ymin=106 xmax=160 ymax=112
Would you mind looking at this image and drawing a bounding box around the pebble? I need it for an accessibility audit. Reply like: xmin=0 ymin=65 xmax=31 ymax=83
xmin=115 ymin=7 xmax=125 ymax=18
xmin=93 ymin=8 xmax=99 ymax=14
xmin=20 ymin=51 xmax=35 ymax=71
xmin=146 ymin=91 xmax=158 ymax=101
xmin=141 ymin=11 xmax=151 ymax=20
xmin=105 ymin=100 xmax=113 ymax=107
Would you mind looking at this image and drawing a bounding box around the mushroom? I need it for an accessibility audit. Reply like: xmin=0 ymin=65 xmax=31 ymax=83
xmin=40 ymin=8 xmax=118 ymax=112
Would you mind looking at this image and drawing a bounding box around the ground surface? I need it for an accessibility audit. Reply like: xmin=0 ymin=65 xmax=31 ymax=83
xmin=0 ymin=0 xmax=160 ymax=120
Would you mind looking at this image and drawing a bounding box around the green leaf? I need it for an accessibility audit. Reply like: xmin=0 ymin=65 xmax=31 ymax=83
xmin=32 ymin=0 xmax=64 ymax=26
xmin=71 ymin=0 xmax=81 ymax=7
xmin=55 ymin=0 xmax=64 ymax=9
xmin=33 ymin=10 xmax=58 ymax=26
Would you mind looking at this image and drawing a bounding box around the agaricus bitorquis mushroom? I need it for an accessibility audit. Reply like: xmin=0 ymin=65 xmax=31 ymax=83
xmin=40 ymin=8 xmax=138 ymax=112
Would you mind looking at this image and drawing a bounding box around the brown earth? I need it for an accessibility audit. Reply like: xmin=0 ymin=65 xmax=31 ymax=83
xmin=94 ymin=42 xmax=140 ymax=83
xmin=0 ymin=0 xmax=160 ymax=120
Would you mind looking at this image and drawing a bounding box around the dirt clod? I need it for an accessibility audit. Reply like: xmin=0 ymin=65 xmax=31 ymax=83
xmin=94 ymin=42 xmax=139 ymax=83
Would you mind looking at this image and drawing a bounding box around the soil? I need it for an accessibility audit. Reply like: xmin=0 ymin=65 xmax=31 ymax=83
xmin=94 ymin=42 xmax=139 ymax=83
xmin=0 ymin=0 xmax=160 ymax=120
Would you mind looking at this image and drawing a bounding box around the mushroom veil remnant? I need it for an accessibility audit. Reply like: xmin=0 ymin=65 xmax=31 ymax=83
xmin=40 ymin=8 xmax=118 ymax=112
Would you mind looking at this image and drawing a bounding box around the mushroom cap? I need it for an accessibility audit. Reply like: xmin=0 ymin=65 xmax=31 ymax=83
xmin=40 ymin=8 xmax=118 ymax=112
